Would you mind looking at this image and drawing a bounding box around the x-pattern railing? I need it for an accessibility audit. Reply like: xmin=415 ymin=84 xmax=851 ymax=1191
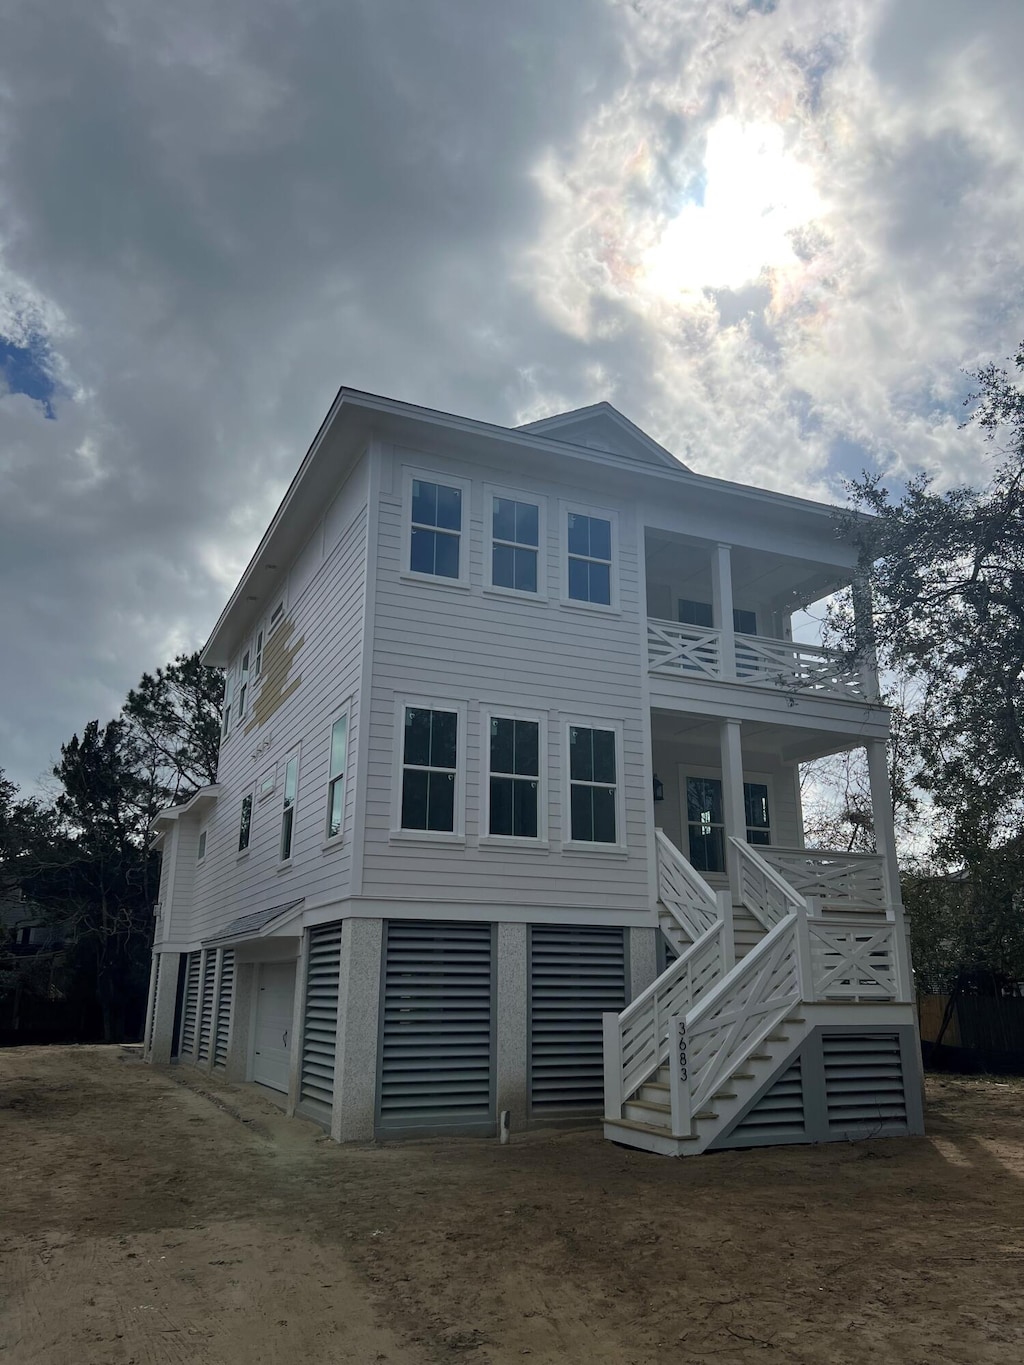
xmin=759 ymin=848 xmax=888 ymax=912
xmin=807 ymin=920 xmax=899 ymax=1000
xmin=647 ymin=619 xmax=722 ymax=680
xmin=656 ymin=828 xmax=721 ymax=942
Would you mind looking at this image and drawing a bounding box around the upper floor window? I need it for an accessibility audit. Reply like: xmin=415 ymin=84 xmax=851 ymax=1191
xmin=410 ymin=478 xmax=463 ymax=580
xmin=280 ymin=753 xmax=299 ymax=862
xmin=678 ymin=600 xmax=757 ymax=635
xmin=238 ymin=793 xmax=253 ymax=853
xmin=237 ymin=649 xmax=251 ymax=720
xmin=568 ymin=724 xmax=618 ymax=845
xmin=253 ymin=627 xmax=264 ymax=679
xmin=487 ymin=715 xmax=540 ymax=838
xmin=268 ymin=599 xmax=285 ymax=634
xmin=326 ymin=714 xmax=348 ymax=840
xmin=221 ymin=671 xmax=234 ymax=737
xmin=197 ymin=828 xmax=208 ymax=863
xmin=566 ymin=510 xmax=613 ymax=607
xmin=490 ymin=495 xmax=540 ymax=594
xmin=400 ymin=706 xmax=458 ymax=832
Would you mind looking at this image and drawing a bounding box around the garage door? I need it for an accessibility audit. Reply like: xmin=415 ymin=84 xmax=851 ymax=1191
xmin=252 ymin=961 xmax=296 ymax=1093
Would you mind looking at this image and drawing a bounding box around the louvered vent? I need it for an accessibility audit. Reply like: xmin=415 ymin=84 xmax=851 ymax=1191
xmin=529 ymin=926 xmax=627 ymax=1115
xmin=213 ymin=950 xmax=234 ymax=1069
xmin=179 ymin=952 xmax=201 ymax=1056
xmin=823 ymin=1033 xmax=908 ymax=1136
xmin=730 ymin=1059 xmax=805 ymax=1143
xmin=147 ymin=954 xmax=161 ymax=1053
xmin=196 ymin=952 xmax=216 ymax=1062
xmin=378 ymin=921 xmax=494 ymax=1135
xmin=299 ymin=926 xmax=342 ymax=1118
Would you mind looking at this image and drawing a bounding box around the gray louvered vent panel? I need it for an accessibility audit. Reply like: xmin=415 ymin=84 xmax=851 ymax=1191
xmin=529 ymin=926 xmax=627 ymax=1115
xmin=824 ymin=1034 xmax=908 ymax=1134
xmin=213 ymin=950 xmax=234 ymax=1068
xmin=196 ymin=952 xmax=216 ymax=1061
xmin=379 ymin=921 xmax=494 ymax=1134
xmin=147 ymin=954 xmax=161 ymax=1052
xmin=179 ymin=952 xmax=201 ymax=1056
xmin=734 ymin=1060 xmax=805 ymax=1139
xmin=300 ymin=926 xmax=342 ymax=1115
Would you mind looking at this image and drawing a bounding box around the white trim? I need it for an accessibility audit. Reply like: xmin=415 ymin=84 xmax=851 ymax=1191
xmin=400 ymin=465 xmax=472 ymax=588
xmin=237 ymin=788 xmax=254 ymax=857
xmin=196 ymin=825 xmax=209 ymax=864
xmin=562 ymin=716 xmax=627 ymax=853
xmin=390 ymin=695 xmax=468 ymax=839
xmin=278 ymin=747 xmax=301 ymax=865
xmin=559 ymin=499 xmax=620 ymax=613
xmin=482 ymin=482 xmax=548 ymax=600
xmin=322 ymin=698 xmax=354 ymax=846
xmin=480 ymin=705 xmax=547 ymax=844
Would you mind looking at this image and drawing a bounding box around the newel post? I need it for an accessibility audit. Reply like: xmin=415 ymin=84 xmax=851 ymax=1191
xmin=602 ymin=1013 xmax=624 ymax=1121
xmin=794 ymin=904 xmax=815 ymax=1003
xmin=717 ymin=890 xmax=736 ymax=972
xmin=669 ymin=1016 xmax=693 ymax=1138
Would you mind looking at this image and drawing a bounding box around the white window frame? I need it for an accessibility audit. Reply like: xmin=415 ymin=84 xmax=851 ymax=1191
xmin=221 ymin=668 xmax=234 ymax=738
xmin=237 ymin=790 xmax=254 ymax=858
xmin=390 ymin=696 xmax=467 ymax=843
xmin=278 ymin=748 xmax=301 ymax=866
xmin=483 ymin=483 xmax=547 ymax=601
xmin=678 ymin=765 xmax=776 ymax=876
xmin=560 ymin=500 xmax=619 ymax=612
xmin=480 ymin=707 xmax=547 ymax=847
xmin=237 ymin=648 xmax=251 ymax=721
xmin=563 ymin=717 xmax=627 ymax=854
xmin=400 ymin=467 xmax=472 ymax=589
xmin=323 ymin=701 xmax=353 ymax=847
xmin=253 ymin=626 xmax=264 ymax=680
xmin=196 ymin=825 xmax=209 ymax=864
xmin=268 ymin=597 xmax=286 ymax=635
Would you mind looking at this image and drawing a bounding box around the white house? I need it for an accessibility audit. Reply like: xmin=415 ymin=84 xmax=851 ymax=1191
xmin=143 ymin=390 xmax=923 ymax=1155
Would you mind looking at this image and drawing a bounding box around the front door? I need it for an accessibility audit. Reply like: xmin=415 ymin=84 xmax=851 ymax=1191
xmin=252 ymin=961 xmax=296 ymax=1092
xmin=678 ymin=769 xmax=773 ymax=875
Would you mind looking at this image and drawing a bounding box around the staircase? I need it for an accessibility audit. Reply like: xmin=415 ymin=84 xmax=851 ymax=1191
xmin=603 ymin=832 xmax=915 ymax=1155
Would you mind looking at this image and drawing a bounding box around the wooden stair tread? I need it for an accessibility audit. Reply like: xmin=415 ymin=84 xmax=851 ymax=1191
xmin=627 ymin=1098 xmax=671 ymax=1115
xmin=606 ymin=1117 xmax=700 ymax=1142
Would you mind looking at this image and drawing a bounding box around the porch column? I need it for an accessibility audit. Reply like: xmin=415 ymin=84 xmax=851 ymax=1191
xmin=866 ymin=739 xmax=902 ymax=918
xmin=147 ymin=951 xmax=180 ymax=1066
xmin=331 ymin=917 xmax=383 ymax=1143
xmin=711 ymin=543 xmax=736 ymax=680
xmin=719 ymin=719 xmax=746 ymax=897
xmin=852 ymin=572 xmax=880 ymax=702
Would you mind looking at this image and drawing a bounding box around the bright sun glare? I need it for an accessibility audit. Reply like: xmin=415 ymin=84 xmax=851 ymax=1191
xmin=642 ymin=118 xmax=821 ymax=298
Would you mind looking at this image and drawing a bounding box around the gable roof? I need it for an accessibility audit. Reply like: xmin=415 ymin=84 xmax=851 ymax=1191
xmin=517 ymin=402 xmax=688 ymax=471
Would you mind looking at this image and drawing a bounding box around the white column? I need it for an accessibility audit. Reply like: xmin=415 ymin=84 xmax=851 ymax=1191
xmin=719 ymin=719 xmax=746 ymax=898
xmin=147 ymin=951 xmax=180 ymax=1065
xmin=866 ymin=738 xmax=902 ymax=917
xmin=711 ymin=543 xmax=736 ymax=680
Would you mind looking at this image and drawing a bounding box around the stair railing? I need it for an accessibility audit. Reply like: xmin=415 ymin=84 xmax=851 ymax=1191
xmin=656 ymin=827 xmax=722 ymax=941
xmin=729 ymin=836 xmax=809 ymax=932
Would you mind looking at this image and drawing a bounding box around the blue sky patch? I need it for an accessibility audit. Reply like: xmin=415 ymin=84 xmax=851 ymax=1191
xmin=0 ymin=332 xmax=57 ymax=418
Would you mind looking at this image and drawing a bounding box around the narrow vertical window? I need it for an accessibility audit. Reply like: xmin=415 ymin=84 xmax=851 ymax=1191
xmin=269 ymin=600 xmax=285 ymax=634
xmin=326 ymin=715 xmax=348 ymax=839
xmin=197 ymin=829 xmax=208 ymax=863
xmin=568 ymin=726 xmax=618 ymax=843
xmin=238 ymin=794 xmax=253 ymax=853
xmin=744 ymin=782 xmax=771 ymax=846
xmin=410 ymin=479 xmax=462 ymax=579
xmin=686 ymin=777 xmax=725 ymax=873
xmin=221 ymin=671 xmax=234 ymax=737
xmin=280 ymin=755 xmax=298 ymax=861
xmin=253 ymin=628 xmax=264 ymax=679
xmin=237 ymin=650 xmax=250 ymax=719
xmin=567 ymin=513 xmax=612 ymax=605
xmin=400 ymin=707 xmax=458 ymax=831
xmin=489 ymin=717 xmax=540 ymax=837
xmin=491 ymin=497 xmax=539 ymax=592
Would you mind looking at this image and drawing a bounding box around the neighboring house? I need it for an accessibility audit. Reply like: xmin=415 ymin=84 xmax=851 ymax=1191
xmin=144 ymin=391 xmax=923 ymax=1154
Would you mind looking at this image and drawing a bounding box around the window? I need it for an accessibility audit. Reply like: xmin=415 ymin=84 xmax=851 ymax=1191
xmin=326 ymin=715 xmax=348 ymax=839
xmin=678 ymin=600 xmax=757 ymax=634
xmin=268 ymin=600 xmax=285 ymax=634
xmin=253 ymin=628 xmax=264 ymax=679
xmin=280 ymin=754 xmax=298 ymax=861
xmin=568 ymin=725 xmax=618 ymax=844
xmin=686 ymin=776 xmax=772 ymax=872
xmin=566 ymin=511 xmax=613 ymax=606
xmin=258 ymin=768 xmax=276 ymax=801
xmin=237 ymin=650 xmax=250 ymax=719
xmin=238 ymin=794 xmax=253 ymax=853
xmin=490 ymin=495 xmax=539 ymax=593
xmin=197 ymin=828 xmax=208 ymax=863
xmin=488 ymin=716 xmax=540 ymax=838
xmin=221 ymin=670 xmax=234 ymax=737
xmin=409 ymin=478 xmax=462 ymax=579
xmin=400 ymin=707 xmax=458 ymax=832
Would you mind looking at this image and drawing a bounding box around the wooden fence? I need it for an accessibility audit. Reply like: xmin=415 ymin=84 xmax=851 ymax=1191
xmin=919 ymin=993 xmax=1024 ymax=1074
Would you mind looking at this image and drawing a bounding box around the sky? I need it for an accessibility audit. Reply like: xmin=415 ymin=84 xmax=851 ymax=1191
xmin=1 ymin=0 xmax=1023 ymax=794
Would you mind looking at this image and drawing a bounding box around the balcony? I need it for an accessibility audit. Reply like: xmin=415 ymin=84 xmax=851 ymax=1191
xmin=647 ymin=617 xmax=872 ymax=703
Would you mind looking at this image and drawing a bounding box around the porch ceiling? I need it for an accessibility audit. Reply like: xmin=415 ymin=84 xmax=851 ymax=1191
xmin=650 ymin=709 xmax=865 ymax=764
xmin=645 ymin=530 xmax=848 ymax=610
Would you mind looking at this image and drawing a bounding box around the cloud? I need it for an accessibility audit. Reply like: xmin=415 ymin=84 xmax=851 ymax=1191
xmin=1 ymin=0 xmax=1023 ymax=790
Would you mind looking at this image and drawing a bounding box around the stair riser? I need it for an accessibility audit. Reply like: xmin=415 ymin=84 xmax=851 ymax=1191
xmin=624 ymin=1100 xmax=670 ymax=1125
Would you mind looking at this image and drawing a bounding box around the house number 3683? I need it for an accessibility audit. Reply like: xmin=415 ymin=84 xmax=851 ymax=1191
xmin=677 ymin=1021 xmax=687 ymax=1082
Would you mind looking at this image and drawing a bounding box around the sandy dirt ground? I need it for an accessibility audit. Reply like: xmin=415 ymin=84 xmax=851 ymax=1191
xmin=3 ymin=1050 xmax=1024 ymax=1364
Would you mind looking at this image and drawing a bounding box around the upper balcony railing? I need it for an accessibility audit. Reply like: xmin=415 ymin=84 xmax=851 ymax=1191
xmin=647 ymin=618 xmax=871 ymax=702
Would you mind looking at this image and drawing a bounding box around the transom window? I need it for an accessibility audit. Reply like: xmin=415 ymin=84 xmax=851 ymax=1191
xmin=401 ymin=707 xmax=458 ymax=832
xmin=410 ymin=479 xmax=462 ymax=579
xmin=568 ymin=725 xmax=617 ymax=844
xmin=491 ymin=497 xmax=539 ymax=593
xmin=280 ymin=754 xmax=298 ymax=861
xmin=238 ymin=794 xmax=253 ymax=853
xmin=567 ymin=512 xmax=612 ymax=606
xmin=326 ymin=715 xmax=348 ymax=839
xmin=488 ymin=717 xmax=540 ymax=838
xmin=686 ymin=776 xmax=771 ymax=873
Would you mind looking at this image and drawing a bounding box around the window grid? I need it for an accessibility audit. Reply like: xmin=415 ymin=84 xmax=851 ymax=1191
xmin=568 ymin=725 xmax=618 ymax=844
xmin=567 ymin=512 xmax=612 ymax=606
xmin=410 ymin=478 xmax=462 ymax=580
xmin=401 ymin=707 xmax=458 ymax=832
xmin=488 ymin=716 xmax=540 ymax=839
xmin=491 ymin=496 xmax=539 ymax=594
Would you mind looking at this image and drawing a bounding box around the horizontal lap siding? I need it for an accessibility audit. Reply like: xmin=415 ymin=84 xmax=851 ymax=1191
xmin=362 ymin=449 xmax=651 ymax=916
xmin=187 ymin=467 xmax=369 ymax=945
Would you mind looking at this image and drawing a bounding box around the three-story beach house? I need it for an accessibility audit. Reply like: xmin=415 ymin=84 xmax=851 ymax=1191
xmin=143 ymin=390 xmax=923 ymax=1154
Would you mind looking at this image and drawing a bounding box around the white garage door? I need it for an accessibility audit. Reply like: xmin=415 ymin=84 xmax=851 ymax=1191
xmin=252 ymin=961 xmax=296 ymax=1093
